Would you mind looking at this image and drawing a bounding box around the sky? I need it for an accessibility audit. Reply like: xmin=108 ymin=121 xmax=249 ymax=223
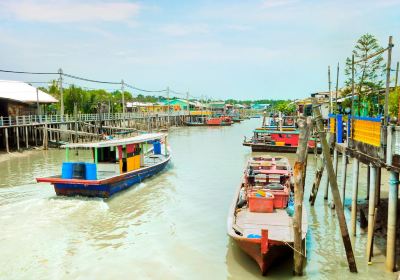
xmin=0 ymin=0 xmax=399 ymax=100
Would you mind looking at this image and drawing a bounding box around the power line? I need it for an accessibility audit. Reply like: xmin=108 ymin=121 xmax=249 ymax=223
xmin=0 ymin=69 xmax=58 ymax=75
xmin=0 ymin=67 xmax=212 ymax=99
xmin=62 ymin=73 xmax=121 ymax=85
xmin=124 ymin=83 xmax=166 ymax=93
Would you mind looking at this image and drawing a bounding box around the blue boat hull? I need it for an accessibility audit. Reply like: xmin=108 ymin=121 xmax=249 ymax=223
xmin=54 ymin=159 xmax=170 ymax=198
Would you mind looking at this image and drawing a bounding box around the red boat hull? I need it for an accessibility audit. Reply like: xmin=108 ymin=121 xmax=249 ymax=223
xmin=235 ymin=238 xmax=293 ymax=274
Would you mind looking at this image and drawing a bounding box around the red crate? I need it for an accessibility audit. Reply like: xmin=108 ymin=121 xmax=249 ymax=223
xmin=249 ymin=194 xmax=274 ymax=213
xmin=269 ymin=190 xmax=289 ymax=209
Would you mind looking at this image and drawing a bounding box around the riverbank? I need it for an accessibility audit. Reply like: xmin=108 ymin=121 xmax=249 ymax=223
xmin=0 ymin=148 xmax=43 ymax=164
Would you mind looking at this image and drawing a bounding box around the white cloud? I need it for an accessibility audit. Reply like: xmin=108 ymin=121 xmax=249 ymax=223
xmin=0 ymin=0 xmax=140 ymax=23
xmin=160 ymin=24 xmax=209 ymax=37
xmin=261 ymin=0 xmax=299 ymax=9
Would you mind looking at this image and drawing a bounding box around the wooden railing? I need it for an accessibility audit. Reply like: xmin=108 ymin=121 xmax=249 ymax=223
xmin=0 ymin=111 xmax=190 ymax=127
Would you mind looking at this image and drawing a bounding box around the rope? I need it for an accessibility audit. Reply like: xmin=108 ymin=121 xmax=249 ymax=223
xmin=283 ymin=240 xmax=306 ymax=258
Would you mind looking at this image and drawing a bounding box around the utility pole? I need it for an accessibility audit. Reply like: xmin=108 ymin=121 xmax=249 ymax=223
xmin=384 ymin=36 xmax=393 ymax=127
xmin=167 ymin=87 xmax=170 ymax=126
xmin=121 ymin=79 xmax=125 ymax=114
xmin=350 ymin=54 xmax=355 ymax=147
xmin=328 ymin=65 xmax=332 ymax=114
xmin=58 ymin=68 xmax=64 ymax=116
xmin=335 ymin=62 xmax=339 ymax=113
xmin=186 ymin=91 xmax=190 ymax=116
xmin=36 ymin=87 xmax=41 ymax=115
xmin=395 ymin=61 xmax=399 ymax=125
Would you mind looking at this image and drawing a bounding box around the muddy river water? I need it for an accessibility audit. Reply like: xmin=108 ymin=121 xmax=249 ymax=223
xmin=0 ymin=119 xmax=394 ymax=279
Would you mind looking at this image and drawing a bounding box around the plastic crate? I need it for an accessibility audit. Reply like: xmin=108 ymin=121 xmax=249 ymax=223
xmin=269 ymin=190 xmax=289 ymax=209
xmin=249 ymin=193 xmax=274 ymax=213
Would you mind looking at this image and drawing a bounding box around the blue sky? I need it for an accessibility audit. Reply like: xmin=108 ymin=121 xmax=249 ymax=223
xmin=0 ymin=0 xmax=399 ymax=100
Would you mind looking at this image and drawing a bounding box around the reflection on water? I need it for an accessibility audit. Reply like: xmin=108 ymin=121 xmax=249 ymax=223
xmin=0 ymin=119 xmax=395 ymax=279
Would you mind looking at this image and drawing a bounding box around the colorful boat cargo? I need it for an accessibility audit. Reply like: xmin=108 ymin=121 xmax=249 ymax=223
xmin=227 ymin=156 xmax=308 ymax=274
xmin=37 ymin=133 xmax=170 ymax=198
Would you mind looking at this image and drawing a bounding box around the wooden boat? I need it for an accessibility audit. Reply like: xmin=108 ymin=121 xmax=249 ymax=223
xmin=37 ymin=133 xmax=170 ymax=198
xmin=243 ymin=129 xmax=319 ymax=153
xmin=227 ymin=156 xmax=307 ymax=274
xmin=205 ymin=116 xmax=232 ymax=126
xmin=184 ymin=121 xmax=206 ymax=126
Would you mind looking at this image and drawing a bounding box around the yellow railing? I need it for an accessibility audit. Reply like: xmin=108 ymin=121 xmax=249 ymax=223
xmin=352 ymin=118 xmax=381 ymax=147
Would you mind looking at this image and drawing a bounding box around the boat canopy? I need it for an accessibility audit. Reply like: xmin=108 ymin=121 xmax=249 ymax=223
xmin=60 ymin=133 xmax=166 ymax=149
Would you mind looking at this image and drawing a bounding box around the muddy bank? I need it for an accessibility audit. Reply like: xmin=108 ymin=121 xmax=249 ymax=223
xmin=0 ymin=148 xmax=43 ymax=163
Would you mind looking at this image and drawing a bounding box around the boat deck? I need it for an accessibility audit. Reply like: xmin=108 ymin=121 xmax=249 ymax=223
xmin=235 ymin=208 xmax=307 ymax=242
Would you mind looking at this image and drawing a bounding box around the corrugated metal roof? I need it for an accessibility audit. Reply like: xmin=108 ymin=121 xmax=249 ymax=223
xmin=61 ymin=133 xmax=166 ymax=148
xmin=0 ymin=80 xmax=58 ymax=104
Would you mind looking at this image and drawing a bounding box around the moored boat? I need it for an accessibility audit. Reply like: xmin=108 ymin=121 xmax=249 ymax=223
xmin=184 ymin=121 xmax=206 ymax=126
xmin=37 ymin=133 xmax=170 ymax=198
xmin=227 ymin=156 xmax=307 ymax=274
xmin=206 ymin=116 xmax=232 ymax=126
xmin=243 ymin=129 xmax=319 ymax=153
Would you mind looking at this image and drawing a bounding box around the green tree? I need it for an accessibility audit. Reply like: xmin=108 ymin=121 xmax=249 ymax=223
xmin=344 ymin=34 xmax=386 ymax=116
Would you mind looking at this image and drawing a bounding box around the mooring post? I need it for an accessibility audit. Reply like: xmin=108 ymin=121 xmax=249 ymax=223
xmin=309 ymin=154 xmax=324 ymax=206
xmin=366 ymin=164 xmax=377 ymax=260
xmin=375 ymin=168 xmax=381 ymax=206
xmin=351 ymin=158 xmax=359 ymax=236
xmin=293 ymin=117 xmax=311 ymax=276
xmin=341 ymin=151 xmax=347 ymax=208
xmin=43 ymin=123 xmax=48 ymax=150
xmin=313 ymin=103 xmax=357 ymax=272
xmin=366 ymin=165 xmax=370 ymax=200
xmin=25 ymin=126 xmax=29 ymax=148
xmin=386 ymin=171 xmax=399 ymax=271
xmin=4 ymin=128 xmax=9 ymax=153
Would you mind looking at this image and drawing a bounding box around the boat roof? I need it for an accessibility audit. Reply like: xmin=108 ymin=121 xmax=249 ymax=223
xmin=61 ymin=133 xmax=166 ymax=149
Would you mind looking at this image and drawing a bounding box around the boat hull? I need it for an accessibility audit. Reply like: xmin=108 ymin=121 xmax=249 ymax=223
xmin=184 ymin=122 xmax=206 ymax=126
xmin=42 ymin=158 xmax=170 ymax=198
xmin=232 ymin=237 xmax=293 ymax=274
xmin=243 ymin=142 xmax=321 ymax=153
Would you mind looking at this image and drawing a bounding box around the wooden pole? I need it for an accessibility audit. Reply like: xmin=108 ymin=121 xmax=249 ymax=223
xmin=386 ymin=171 xmax=399 ymax=271
xmin=4 ymin=128 xmax=9 ymax=153
xmin=351 ymin=158 xmax=359 ymax=236
xmin=313 ymin=103 xmax=357 ymax=272
xmin=293 ymin=117 xmax=311 ymax=276
xmin=16 ymin=127 xmax=20 ymax=151
xmin=43 ymin=123 xmax=48 ymax=150
xmin=328 ymin=65 xmax=332 ymax=113
xmin=366 ymin=165 xmax=377 ymax=260
xmin=384 ymin=36 xmax=393 ymax=127
xmin=25 ymin=126 xmax=28 ymax=148
xmin=395 ymin=62 xmax=400 ymax=125
xmin=340 ymin=152 xmax=347 ymax=208
xmin=335 ymin=62 xmax=339 ymax=113
xmin=367 ymin=207 xmax=378 ymax=264
xmin=323 ymin=164 xmax=330 ymax=200
xmin=309 ymin=154 xmax=324 ymax=206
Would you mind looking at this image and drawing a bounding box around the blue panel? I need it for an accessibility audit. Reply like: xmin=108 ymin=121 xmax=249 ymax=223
xmin=85 ymin=163 xmax=97 ymax=180
xmin=61 ymin=162 xmax=73 ymax=179
xmin=336 ymin=114 xmax=343 ymax=143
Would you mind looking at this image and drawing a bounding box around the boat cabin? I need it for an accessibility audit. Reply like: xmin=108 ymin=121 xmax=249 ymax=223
xmin=60 ymin=133 xmax=168 ymax=181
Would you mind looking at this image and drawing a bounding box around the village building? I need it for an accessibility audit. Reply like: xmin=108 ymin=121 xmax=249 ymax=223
xmin=0 ymin=80 xmax=57 ymax=117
